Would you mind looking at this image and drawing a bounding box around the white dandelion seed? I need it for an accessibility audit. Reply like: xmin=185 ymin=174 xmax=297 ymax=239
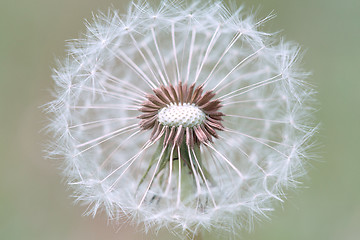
xmin=45 ymin=0 xmax=318 ymax=238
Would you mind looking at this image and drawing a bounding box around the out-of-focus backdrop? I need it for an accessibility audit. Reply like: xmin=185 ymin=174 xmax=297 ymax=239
xmin=0 ymin=0 xmax=359 ymax=239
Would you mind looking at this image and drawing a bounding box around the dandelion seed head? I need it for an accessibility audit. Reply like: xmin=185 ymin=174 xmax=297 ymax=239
xmin=46 ymin=0 xmax=318 ymax=238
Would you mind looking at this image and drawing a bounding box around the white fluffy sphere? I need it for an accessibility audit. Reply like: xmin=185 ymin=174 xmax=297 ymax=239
xmin=46 ymin=0 xmax=317 ymax=238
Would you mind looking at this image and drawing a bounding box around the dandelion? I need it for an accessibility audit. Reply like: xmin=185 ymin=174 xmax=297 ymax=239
xmin=46 ymin=0 xmax=317 ymax=239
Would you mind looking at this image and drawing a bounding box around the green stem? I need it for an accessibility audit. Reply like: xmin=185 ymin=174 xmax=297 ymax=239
xmin=185 ymin=231 xmax=202 ymax=240
xmin=193 ymin=233 xmax=202 ymax=240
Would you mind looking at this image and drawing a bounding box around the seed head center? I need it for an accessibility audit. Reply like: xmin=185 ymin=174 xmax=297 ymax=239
xmin=158 ymin=103 xmax=205 ymax=128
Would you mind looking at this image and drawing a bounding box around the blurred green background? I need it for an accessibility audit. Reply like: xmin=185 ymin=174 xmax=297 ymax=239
xmin=1 ymin=0 xmax=359 ymax=239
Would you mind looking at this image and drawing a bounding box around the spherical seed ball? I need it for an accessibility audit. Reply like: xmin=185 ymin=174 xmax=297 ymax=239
xmin=46 ymin=0 xmax=318 ymax=238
